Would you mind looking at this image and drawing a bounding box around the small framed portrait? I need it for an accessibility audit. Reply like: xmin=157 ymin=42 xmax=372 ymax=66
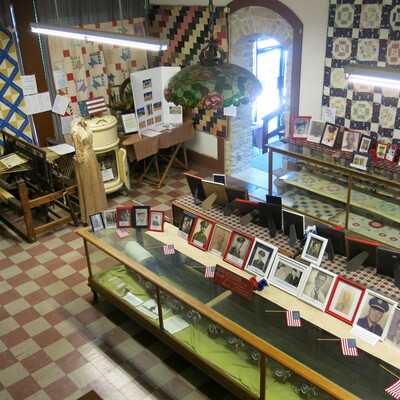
xmin=148 ymin=210 xmax=165 ymax=232
xmin=291 ymin=116 xmax=311 ymax=139
xmin=178 ymin=211 xmax=196 ymax=240
xmin=306 ymin=119 xmax=326 ymax=143
xmin=208 ymin=224 xmax=232 ymax=257
xmin=133 ymin=206 xmax=150 ymax=228
xmin=89 ymin=212 xmax=105 ymax=232
xmin=298 ymin=265 xmax=336 ymax=311
xmin=188 ymin=216 xmax=215 ymax=251
xmin=245 ymin=238 xmax=278 ymax=278
xmin=325 ymin=277 xmax=365 ymax=325
xmin=103 ymin=209 xmax=117 ymax=229
xmin=358 ymin=134 xmax=372 ymax=153
xmin=385 ymin=143 xmax=398 ymax=163
xmin=267 ymin=254 xmax=308 ymax=297
xmin=349 ymin=151 xmax=372 ymax=171
xmin=223 ymin=231 xmax=254 ymax=269
xmin=385 ymin=307 xmax=400 ymax=348
xmin=376 ymin=142 xmax=388 ymax=159
xmin=320 ymin=122 xmax=340 ymax=148
xmin=352 ymin=290 xmax=397 ymax=342
xmin=116 ymin=207 xmax=133 ymax=228
xmin=341 ymin=129 xmax=361 ymax=153
xmin=301 ymin=233 xmax=328 ymax=266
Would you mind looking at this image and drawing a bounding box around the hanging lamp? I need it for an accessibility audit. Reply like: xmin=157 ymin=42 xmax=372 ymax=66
xmin=164 ymin=0 xmax=262 ymax=110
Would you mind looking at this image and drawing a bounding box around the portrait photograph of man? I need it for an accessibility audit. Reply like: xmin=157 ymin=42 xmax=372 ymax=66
xmin=245 ymin=240 xmax=278 ymax=277
xmin=189 ymin=217 xmax=214 ymax=250
xmin=224 ymin=232 xmax=253 ymax=269
xmin=208 ymin=225 xmax=231 ymax=257
xmin=385 ymin=309 xmax=400 ymax=349
xmin=291 ymin=116 xmax=311 ymax=139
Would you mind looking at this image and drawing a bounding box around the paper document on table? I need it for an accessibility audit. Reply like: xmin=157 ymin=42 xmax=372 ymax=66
xmin=141 ymin=129 xmax=162 ymax=137
xmin=48 ymin=144 xmax=75 ymax=155
xmin=350 ymin=326 xmax=380 ymax=346
xmin=164 ymin=315 xmax=190 ymax=334
xmin=0 ymin=153 xmax=28 ymax=169
xmin=123 ymin=292 xmax=143 ymax=307
xmin=136 ymin=299 xmax=171 ymax=319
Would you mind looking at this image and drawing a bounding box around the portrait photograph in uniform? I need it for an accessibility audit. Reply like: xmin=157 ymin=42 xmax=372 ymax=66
xmin=358 ymin=134 xmax=372 ymax=153
xmin=133 ymin=205 xmax=150 ymax=228
xmin=385 ymin=307 xmax=400 ymax=349
xmin=349 ymin=151 xmax=372 ymax=171
xmin=291 ymin=116 xmax=311 ymax=139
xmin=341 ymin=129 xmax=361 ymax=153
xmin=352 ymin=290 xmax=397 ymax=341
xmin=188 ymin=216 xmax=215 ymax=251
xmin=245 ymin=238 xmax=278 ymax=278
xmin=268 ymin=254 xmax=308 ymax=297
xmin=208 ymin=224 xmax=232 ymax=257
xmin=325 ymin=277 xmax=365 ymax=325
xmin=306 ymin=119 xmax=326 ymax=143
xmin=116 ymin=206 xmax=133 ymax=228
xmin=301 ymin=233 xmax=328 ymax=266
xmin=223 ymin=231 xmax=254 ymax=269
xmin=148 ymin=210 xmax=165 ymax=232
xmin=89 ymin=212 xmax=105 ymax=232
xmin=299 ymin=265 xmax=336 ymax=311
xmin=178 ymin=210 xmax=196 ymax=240
xmin=103 ymin=209 xmax=117 ymax=229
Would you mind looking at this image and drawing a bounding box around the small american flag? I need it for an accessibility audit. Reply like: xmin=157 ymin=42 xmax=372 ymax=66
xmin=116 ymin=228 xmax=129 ymax=238
xmin=340 ymin=338 xmax=358 ymax=356
xmin=78 ymin=96 xmax=108 ymax=116
xmin=163 ymin=244 xmax=175 ymax=255
xmin=204 ymin=266 xmax=216 ymax=278
xmin=386 ymin=380 xmax=400 ymax=399
xmin=286 ymin=311 xmax=301 ymax=327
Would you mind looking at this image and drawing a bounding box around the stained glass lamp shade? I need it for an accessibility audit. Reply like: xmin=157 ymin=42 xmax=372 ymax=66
xmin=164 ymin=3 xmax=262 ymax=110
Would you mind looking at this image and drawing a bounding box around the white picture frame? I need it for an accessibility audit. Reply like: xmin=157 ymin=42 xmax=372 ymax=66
xmin=300 ymin=233 xmax=328 ymax=266
xmin=306 ymin=119 xmax=326 ymax=143
xmin=103 ymin=209 xmax=117 ymax=229
xmin=385 ymin=307 xmax=400 ymax=349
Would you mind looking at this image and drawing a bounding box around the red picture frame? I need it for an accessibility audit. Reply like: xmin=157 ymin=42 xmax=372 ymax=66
xmin=223 ymin=230 xmax=254 ymax=269
xmin=340 ymin=129 xmax=361 ymax=153
xmin=188 ymin=216 xmax=215 ymax=251
xmin=148 ymin=210 xmax=165 ymax=232
xmin=376 ymin=142 xmax=388 ymax=160
xmin=325 ymin=277 xmax=366 ymax=325
xmin=385 ymin=143 xmax=398 ymax=163
xmin=116 ymin=207 xmax=133 ymax=228
xmin=291 ymin=116 xmax=311 ymax=139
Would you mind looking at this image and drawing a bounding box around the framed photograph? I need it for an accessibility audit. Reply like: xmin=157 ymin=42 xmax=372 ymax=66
xmin=353 ymin=290 xmax=397 ymax=341
xmin=282 ymin=209 xmax=305 ymax=240
xmin=208 ymin=224 xmax=232 ymax=257
xmin=223 ymin=231 xmax=254 ymax=269
xmin=346 ymin=236 xmax=379 ymax=268
xmin=349 ymin=151 xmax=372 ymax=171
xmin=120 ymin=113 xmax=138 ymax=134
xmin=341 ymin=129 xmax=361 ymax=153
xmin=376 ymin=247 xmax=400 ymax=278
xmin=188 ymin=216 xmax=215 ymax=251
xmin=178 ymin=211 xmax=196 ymax=240
xmin=201 ymin=179 xmax=228 ymax=205
xmin=224 ymin=186 xmax=249 ymax=203
xmin=291 ymin=116 xmax=311 ymax=139
xmin=301 ymin=233 xmax=328 ymax=266
xmin=358 ymin=134 xmax=372 ymax=153
xmin=267 ymin=254 xmax=308 ymax=297
xmin=245 ymin=238 xmax=278 ymax=278
xmin=385 ymin=143 xmax=398 ymax=163
xmin=133 ymin=205 xmax=150 ymax=228
xmin=385 ymin=307 xmax=400 ymax=348
xmin=116 ymin=207 xmax=133 ymax=228
xmin=325 ymin=277 xmax=365 ymax=325
xmin=298 ymin=265 xmax=336 ymax=310
xmin=148 ymin=210 xmax=165 ymax=232
xmin=376 ymin=142 xmax=388 ymax=159
xmin=185 ymin=172 xmax=206 ymax=203
xmin=103 ymin=209 xmax=117 ymax=229
xmin=213 ymin=173 xmax=226 ymax=185
xmin=316 ymin=224 xmax=346 ymax=256
xmin=306 ymin=119 xmax=326 ymax=143
xmin=89 ymin=212 xmax=105 ymax=232
xmin=320 ymin=122 xmax=340 ymax=148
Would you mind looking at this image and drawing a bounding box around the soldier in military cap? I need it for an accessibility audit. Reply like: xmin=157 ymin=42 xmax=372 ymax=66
xmin=192 ymin=219 xmax=210 ymax=246
xmin=356 ymin=297 xmax=389 ymax=336
xmin=252 ymin=249 xmax=266 ymax=270
xmin=294 ymin=118 xmax=308 ymax=138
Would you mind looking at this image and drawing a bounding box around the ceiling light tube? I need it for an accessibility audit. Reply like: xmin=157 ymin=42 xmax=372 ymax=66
xmin=344 ymin=63 xmax=400 ymax=89
xmin=30 ymin=22 xmax=168 ymax=51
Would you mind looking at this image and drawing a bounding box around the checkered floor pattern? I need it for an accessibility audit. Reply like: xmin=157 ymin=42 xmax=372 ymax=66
xmin=0 ymin=165 xmax=244 ymax=400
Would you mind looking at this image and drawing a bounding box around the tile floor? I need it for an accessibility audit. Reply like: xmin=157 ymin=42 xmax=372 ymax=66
xmin=0 ymin=163 xmax=268 ymax=400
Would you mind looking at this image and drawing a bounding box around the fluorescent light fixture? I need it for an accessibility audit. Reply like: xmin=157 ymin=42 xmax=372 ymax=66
xmin=344 ymin=63 xmax=400 ymax=89
xmin=30 ymin=22 xmax=168 ymax=51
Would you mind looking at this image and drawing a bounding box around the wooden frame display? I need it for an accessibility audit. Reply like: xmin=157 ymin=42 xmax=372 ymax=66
xmin=223 ymin=230 xmax=254 ymax=269
xmin=301 ymin=233 xmax=328 ymax=266
xmin=116 ymin=207 xmax=133 ymax=228
xmin=89 ymin=212 xmax=105 ymax=232
xmin=325 ymin=277 xmax=365 ymax=325
xmin=320 ymin=122 xmax=340 ymax=148
xmin=341 ymin=129 xmax=361 ymax=153
xmin=268 ymin=254 xmax=308 ymax=297
xmin=306 ymin=119 xmax=326 ymax=143
xmin=291 ymin=116 xmax=311 ymax=139
xmin=208 ymin=224 xmax=232 ymax=257
xmin=188 ymin=216 xmax=215 ymax=251
xmin=245 ymin=238 xmax=278 ymax=278
xmin=148 ymin=210 xmax=165 ymax=232
xmin=298 ymin=265 xmax=336 ymax=311
xmin=133 ymin=206 xmax=150 ymax=228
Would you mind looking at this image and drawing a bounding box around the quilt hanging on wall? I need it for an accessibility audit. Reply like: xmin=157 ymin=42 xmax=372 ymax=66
xmin=323 ymin=0 xmax=400 ymax=144
xmin=0 ymin=28 xmax=32 ymax=150
xmin=148 ymin=5 xmax=228 ymax=138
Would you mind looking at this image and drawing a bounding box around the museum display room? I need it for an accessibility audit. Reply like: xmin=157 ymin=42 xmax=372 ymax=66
xmin=1 ymin=0 xmax=400 ymax=399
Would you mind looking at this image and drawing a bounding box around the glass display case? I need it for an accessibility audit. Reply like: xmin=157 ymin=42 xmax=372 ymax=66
xmin=266 ymin=141 xmax=400 ymax=249
xmin=77 ymin=225 xmax=399 ymax=400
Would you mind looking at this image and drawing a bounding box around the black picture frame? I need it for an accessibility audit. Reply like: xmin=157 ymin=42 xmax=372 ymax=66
xmin=178 ymin=210 xmax=196 ymax=240
xmin=358 ymin=134 xmax=372 ymax=153
xmin=376 ymin=247 xmax=400 ymax=278
xmin=320 ymin=122 xmax=341 ymax=148
xmin=346 ymin=237 xmax=379 ymax=268
xmin=282 ymin=209 xmax=305 ymax=240
xmin=224 ymin=186 xmax=249 ymax=203
xmin=89 ymin=212 xmax=105 ymax=232
xmin=185 ymin=172 xmax=206 ymax=203
xmin=133 ymin=205 xmax=150 ymax=228
xmin=349 ymin=151 xmax=372 ymax=171
xmin=316 ymin=224 xmax=346 ymax=256
xmin=245 ymin=239 xmax=278 ymax=278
